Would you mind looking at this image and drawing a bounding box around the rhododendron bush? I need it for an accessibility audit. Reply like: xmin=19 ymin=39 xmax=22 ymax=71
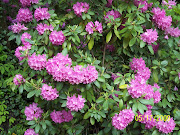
xmin=1 ymin=0 xmax=180 ymax=134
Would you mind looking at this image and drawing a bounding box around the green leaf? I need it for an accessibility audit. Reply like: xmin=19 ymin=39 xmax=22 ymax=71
xmin=98 ymin=76 xmax=105 ymax=82
xmin=132 ymin=102 xmax=138 ymax=113
xmin=27 ymin=90 xmax=36 ymax=98
xmin=62 ymin=48 xmax=68 ymax=56
xmin=35 ymin=124 xmax=40 ymax=133
xmin=106 ymin=31 xmax=112 ymax=43
xmin=19 ymin=85 xmax=24 ymax=94
xmin=119 ymin=84 xmax=127 ymax=89
xmin=103 ymin=100 xmax=108 ymax=110
xmin=114 ymin=27 xmax=121 ymax=39
xmin=137 ymin=102 xmax=147 ymax=114
xmin=41 ymin=122 xmax=46 ymax=130
xmin=139 ymin=98 xmax=154 ymax=106
xmin=119 ymin=99 xmax=123 ymax=109
xmin=153 ymin=70 xmax=158 ymax=83
xmin=140 ymin=40 xmax=146 ymax=48
xmin=148 ymin=45 xmax=154 ymax=54
xmin=27 ymin=121 xmax=35 ymax=125
xmin=161 ymin=60 xmax=168 ymax=67
xmin=90 ymin=117 xmax=95 ymax=125
xmin=103 ymin=73 xmax=110 ymax=78
xmin=123 ymin=38 xmax=129 ymax=48
xmin=94 ymin=80 xmax=100 ymax=88
xmin=84 ymin=111 xmax=91 ymax=119
xmin=8 ymin=35 xmax=16 ymax=41
xmin=96 ymin=97 xmax=104 ymax=103
xmin=24 ymin=38 xmax=35 ymax=44
xmin=67 ymin=42 xmax=71 ymax=51
xmin=129 ymin=37 xmax=136 ymax=46
xmin=88 ymin=38 xmax=94 ymax=50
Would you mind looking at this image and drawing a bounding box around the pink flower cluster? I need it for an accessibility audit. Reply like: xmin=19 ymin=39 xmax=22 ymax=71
xmin=104 ymin=10 xmax=121 ymax=23
xmin=112 ymin=109 xmax=135 ymax=130
xmin=156 ymin=117 xmax=176 ymax=134
xmin=34 ymin=7 xmax=50 ymax=21
xmin=164 ymin=27 xmax=180 ymax=37
xmin=152 ymin=7 xmax=172 ymax=30
xmin=134 ymin=0 xmax=152 ymax=12
xmin=20 ymin=0 xmax=39 ymax=7
xmin=46 ymin=53 xmax=98 ymax=84
xmin=66 ymin=95 xmax=86 ymax=112
xmin=28 ymin=53 xmax=47 ymax=71
xmin=2 ymin=0 xmax=9 ymax=3
xmin=15 ymin=46 xmax=28 ymax=62
xmin=151 ymin=43 xmax=159 ymax=53
xmin=73 ymin=2 xmax=89 ymax=16
xmin=106 ymin=0 xmax=113 ymax=7
xmin=106 ymin=45 xmax=115 ymax=52
xmin=162 ymin=0 xmax=176 ymax=9
xmin=128 ymin=58 xmax=161 ymax=102
xmin=13 ymin=74 xmax=25 ymax=86
xmin=152 ymin=83 xmax=161 ymax=103
xmin=50 ymin=110 xmax=73 ymax=123
xmin=85 ymin=21 xmax=103 ymax=34
xmin=41 ymin=84 xmax=59 ymax=101
xmin=36 ymin=23 xmax=54 ymax=35
xmin=24 ymin=129 xmax=38 ymax=135
xmin=137 ymin=110 xmax=156 ymax=129
xmin=16 ymin=8 xmax=33 ymax=23
xmin=140 ymin=29 xmax=158 ymax=44
xmin=24 ymin=103 xmax=43 ymax=121
xmin=21 ymin=32 xmax=32 ymax=48
xmin=49 ymin=30 xmax=65 ymax=45
xmin=11 ymin=23 xmax=28 ymax=33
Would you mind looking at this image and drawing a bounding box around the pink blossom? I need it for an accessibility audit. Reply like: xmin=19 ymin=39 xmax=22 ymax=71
xmin=162 ymin=0 xmax=176 ymax=9
xmin=41 ymin=84 xmax=59 ymax=101
xmin=11 ymin=23 xmax=28 ymax=33
xmin=165 ymin=27 xmax=180 ymax=37
xmin=85 ymin=21 xmax=103 ymax=34
xmin=24 ymin=128 xmax=38 ymax=135
xmin=28 ymin=53 xmax=47 ymax=71
xmin=49 ymin=30 xmax=65 ymax=45
xmin=34 ymin=7 xmax=50 ymax=21
xmin=151 ymin=43 xmax=159 ymax=53
xmin=50 ymin=110 xmax=73 ymax=123
xmin=134 ymin=0 xmax=152 ymax=12
xmin=20 ymin=0 xmax=39 ymax=6
xmin=137 ymin=110 xmax=156 ymax=129
xmin=112 ymin=109 xmax=134 ymax=130
xmin=66 ymin=95 xmax=86 ymax=111
xmin=135 ymin=67 xmax=151 ymax=81
xmin=106 ymin=45 xmax=115 ymax=52
xmin=16 ymin=8 xmax=33 ymax=23
xmin=130 ymin=57 xmax=146 ymax=71
xmin=36 ymin=23 xmax=54 ymax=35
xmin=152 ymin=7 xmax=172 ymax=30
xmin=73 ymin=2 xmax=89 ymax=16
xmin=13 ymin=74 xmax=25 ymax=86
xmin=68 ymin=65 xmax=85 ymax=85
xmin=15 ymin=46 xmax=29 ymax=61
xmin=106 ymin=0 xmax=113 ymax=7
xmin=2 ymin=0 xmax=9 ymax=3
xmin=24 ymin=103 xmax=43 ymax=121
xmin=156 ymin=117 xmax=176 ymax=134
xmin=140 ymin=29 xmax=158 ymax=44
xmin=153 ymin=90 xmax=161 ymax=103
xmin=128 ymin=76 xmax=147 ymax=98
xmin=104 ymin=10 xmax=121 ymax=23
xmin=174 ymin=86 xmax=178 ymax=91
xmin=83 ymin=65 xmax=98 ymax=84
xmin=21 ymin=32 xmax=32 ymax=48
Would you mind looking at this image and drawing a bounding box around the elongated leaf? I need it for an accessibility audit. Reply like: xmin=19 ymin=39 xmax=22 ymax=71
xmin=88 ymin=38 xmax=94 ymax=50
xmin=129 ymin=37 xmax=136 ymax=46
xmin=106 ymin=31 xmax=112 ymax=43
xmin=148 ymin=45 xmax=154 ymax=54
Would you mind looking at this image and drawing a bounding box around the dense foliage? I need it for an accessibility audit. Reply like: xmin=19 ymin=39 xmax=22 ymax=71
xmin=0 ymin=0 xmax=180 ymax=135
